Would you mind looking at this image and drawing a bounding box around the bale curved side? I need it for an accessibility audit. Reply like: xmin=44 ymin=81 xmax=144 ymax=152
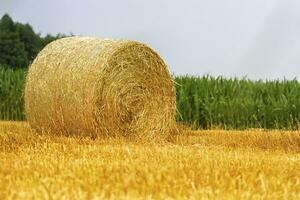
xmin=24 ymin=36 xmax=176 ymax=139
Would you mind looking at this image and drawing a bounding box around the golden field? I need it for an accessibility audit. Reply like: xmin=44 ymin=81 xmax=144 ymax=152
xmin=0 ymin=121 xmax=299 ymax=199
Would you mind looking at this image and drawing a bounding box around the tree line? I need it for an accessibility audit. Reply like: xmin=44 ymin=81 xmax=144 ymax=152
xmin=0 ymin=14 xmax=67 ymax=69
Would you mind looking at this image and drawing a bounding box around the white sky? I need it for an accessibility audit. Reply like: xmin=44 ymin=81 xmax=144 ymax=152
xmin=1 ymin=0 xmax=300 ymax=80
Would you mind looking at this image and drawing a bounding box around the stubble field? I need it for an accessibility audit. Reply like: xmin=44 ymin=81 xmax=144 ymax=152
xmin=0 ymin=121 xmax=299 ymax=199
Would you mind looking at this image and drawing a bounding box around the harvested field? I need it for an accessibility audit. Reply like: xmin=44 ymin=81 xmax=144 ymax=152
xmin=0 ymin=121 xmax=299 ymax=199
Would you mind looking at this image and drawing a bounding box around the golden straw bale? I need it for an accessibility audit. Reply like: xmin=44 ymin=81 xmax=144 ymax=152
xmin=24 ymin=36 xmax=176 ymax=140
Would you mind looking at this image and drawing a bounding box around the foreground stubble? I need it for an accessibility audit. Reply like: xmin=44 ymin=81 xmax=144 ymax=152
xmin=0 ymin=121 xmax=299 ymax=199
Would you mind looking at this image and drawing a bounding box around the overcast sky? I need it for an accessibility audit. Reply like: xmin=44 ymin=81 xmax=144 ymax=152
xmin=1 ymin=0 xmax=300 ymax=80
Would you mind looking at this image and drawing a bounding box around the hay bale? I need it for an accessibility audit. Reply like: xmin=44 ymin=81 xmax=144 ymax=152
xmin=24 ymin=36 xmax=176 ymax=140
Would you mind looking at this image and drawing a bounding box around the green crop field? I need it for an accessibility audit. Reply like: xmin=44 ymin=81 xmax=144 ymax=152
xmin=175 ymin=76 xmax=300 ymax=129
xmin=0 ymin=67 xmax=25 ymax=120
xmin=1 ymin=66 xmax=300 ymax=129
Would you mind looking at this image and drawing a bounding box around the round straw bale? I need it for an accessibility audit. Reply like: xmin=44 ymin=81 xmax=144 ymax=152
xmin=24 ymin=36 xmax=176 ymax=140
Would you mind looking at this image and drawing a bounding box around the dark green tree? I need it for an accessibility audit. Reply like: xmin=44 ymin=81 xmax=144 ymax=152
xmin=0 ymin=13 xmax=68 ymax=68
xmin=0 ymin=14 xmax=15 ymax=32
xmin=16 ymin=23 xmax=41 ymax=62
xmin=0 ymin=30 xmax=28 ymax=68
